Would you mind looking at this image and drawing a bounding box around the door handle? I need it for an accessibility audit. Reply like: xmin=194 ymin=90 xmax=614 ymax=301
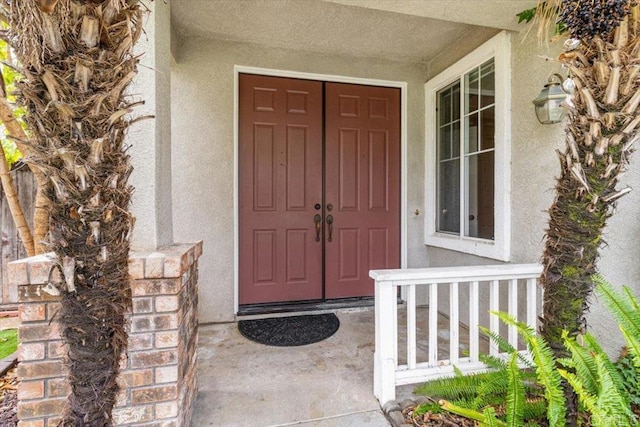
xmin=314 ymin=214 xmax=322 ymax=242
xmin=326 ymin=215 xmax=334 ymax=242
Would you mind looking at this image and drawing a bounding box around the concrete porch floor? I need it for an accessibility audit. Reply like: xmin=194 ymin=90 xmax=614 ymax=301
xmin=191 ymin=307 xmax=482 ymax=426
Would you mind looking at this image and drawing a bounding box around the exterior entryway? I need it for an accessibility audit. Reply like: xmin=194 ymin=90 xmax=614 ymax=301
xmin=238 ymin=74 xmax=400 ymax=306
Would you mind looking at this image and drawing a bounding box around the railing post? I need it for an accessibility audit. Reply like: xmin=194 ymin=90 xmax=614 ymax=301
xmin=374 ymin=279 xmax=397 ymax=404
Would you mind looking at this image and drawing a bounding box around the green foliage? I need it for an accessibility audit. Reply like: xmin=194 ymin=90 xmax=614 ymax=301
xmin=516 ymin=7 xmax=537 ymax=24
xmin=0 ymin=328 xmax=17 ymax=360
xmin=492 ymin=312 xmax=566 ymax=427
xmin=0 ymin=29 xmax=25 ymax=168
xmin=505 ymin=352 xmax=525 ymax=427
xmin=616 ymin=350 xmax=640 ymax=406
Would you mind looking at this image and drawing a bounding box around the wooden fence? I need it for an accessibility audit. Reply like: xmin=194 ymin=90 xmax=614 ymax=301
xmin=1 ymin=166 xmax=36 ymax=308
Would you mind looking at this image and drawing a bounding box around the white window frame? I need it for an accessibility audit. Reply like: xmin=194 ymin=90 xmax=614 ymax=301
xmin=424 ymin=31 xmax=511 ymax=261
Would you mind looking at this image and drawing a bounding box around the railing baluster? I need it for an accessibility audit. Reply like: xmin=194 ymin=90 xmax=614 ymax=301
xmin=428 ymin=283 xmax=438 ymax=366
xmin=469 ymin=280 xmax=479 ymax=362
xmin=526 ymin=278 xmax=537 ymax=330
xmin=407 ymin=284 xmax=416 ymax=370
xmin=508 ymin=279 xmax=518 ymax=349
xmin=450 ymin=282 xmax=459 ymax=364
xmin=370 ymin=264 xmax=543 ymax=405
xmin=489 ymin=280 xmax=499 ymax=356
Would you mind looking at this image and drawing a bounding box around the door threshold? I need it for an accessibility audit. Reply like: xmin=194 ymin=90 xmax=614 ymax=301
xmin=237 ymin=297 xmax=374 ymax=317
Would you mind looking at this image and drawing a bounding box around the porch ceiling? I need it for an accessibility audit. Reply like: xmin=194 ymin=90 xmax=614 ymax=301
xmin=170 ymin=0 xmax=536 ymax=64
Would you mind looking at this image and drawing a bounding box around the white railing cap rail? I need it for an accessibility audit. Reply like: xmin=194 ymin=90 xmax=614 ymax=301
xmin=369 ymin=263 xmax=543 ymax=284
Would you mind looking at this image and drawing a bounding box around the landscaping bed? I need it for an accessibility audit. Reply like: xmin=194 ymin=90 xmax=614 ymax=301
xmin=0 ymin=366 xmax=17 ymax=426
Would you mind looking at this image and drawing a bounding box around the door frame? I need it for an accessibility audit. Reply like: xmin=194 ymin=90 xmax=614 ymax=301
xmin=233 ymin=65 xmax=408 ymax=314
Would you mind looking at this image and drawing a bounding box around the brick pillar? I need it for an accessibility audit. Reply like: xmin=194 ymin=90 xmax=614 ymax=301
xmin=8 ymin=242 xmax=202 ymax=427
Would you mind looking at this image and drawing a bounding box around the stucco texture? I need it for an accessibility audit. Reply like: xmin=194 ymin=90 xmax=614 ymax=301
xmin=170 ymin=27 xmax=640 ymax=348
xmin=171 ymin=38 xmax=434 ymax=322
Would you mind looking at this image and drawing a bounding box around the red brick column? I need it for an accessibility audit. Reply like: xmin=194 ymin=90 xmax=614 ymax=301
xmin=8 ymin=242 xmax=202 ymax=427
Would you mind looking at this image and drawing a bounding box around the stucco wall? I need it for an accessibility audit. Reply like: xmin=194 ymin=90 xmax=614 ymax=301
xmin=171 ymin=38 xmax=434 ymax=322
xmin=425 ymin=31 xmax=640 ymax=354
xmin=171 ymin=28 xmax=640 ymax=348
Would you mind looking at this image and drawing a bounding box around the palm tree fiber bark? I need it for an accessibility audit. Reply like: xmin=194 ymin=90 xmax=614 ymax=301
xmin=540 ymin=1 xmax=640 ymax=424
xmin=9 ymin=1 xmax=144 ymax=424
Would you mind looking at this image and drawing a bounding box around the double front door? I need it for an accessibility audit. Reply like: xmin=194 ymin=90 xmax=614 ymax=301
xmin=239 ymin=74 xmax=400 ymax=305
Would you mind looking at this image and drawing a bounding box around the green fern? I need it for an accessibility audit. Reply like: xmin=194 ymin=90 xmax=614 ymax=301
xmin=505 ymin=352 xmax=525 ymax=427
xmin=594 ymin=276 xmax=640 ymax=340
xmin=491 ymin=311 xmax=566 ymax=427
xmin=561 ymin=331 xmax=599 ymax=394
xmin=415 ymin=371 xmax=502 ymax=401
xmin=439 ymin=400 xmax=507 ymax=426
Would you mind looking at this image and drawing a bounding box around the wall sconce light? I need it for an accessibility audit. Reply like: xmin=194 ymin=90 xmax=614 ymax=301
xmin=532 ymin=73 xmax=569 ymax=124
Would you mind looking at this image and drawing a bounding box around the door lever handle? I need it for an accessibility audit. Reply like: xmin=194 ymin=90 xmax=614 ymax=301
xmin=326 ymin=215 xmax=334 ymax=242
xmin=314 ymin=214 xmax=322 ymax=242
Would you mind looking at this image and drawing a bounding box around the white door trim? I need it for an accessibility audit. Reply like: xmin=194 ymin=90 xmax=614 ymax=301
xmin=233 ymin=65 xmax=408 ymax=314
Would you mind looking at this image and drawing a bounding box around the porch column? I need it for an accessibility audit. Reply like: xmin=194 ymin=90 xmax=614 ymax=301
xmin=128 ymin=0 xmax=174 ymax=250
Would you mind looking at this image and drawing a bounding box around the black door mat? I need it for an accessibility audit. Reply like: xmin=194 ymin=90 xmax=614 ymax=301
xmin=238 ymin=313 xmax=340 ymax=347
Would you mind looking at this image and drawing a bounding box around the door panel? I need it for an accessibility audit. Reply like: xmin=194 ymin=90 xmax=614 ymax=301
xmin=324 ymin=83 xmax=401 ymax=299
xmin=239 ymin=74 xmax=323 ymax=305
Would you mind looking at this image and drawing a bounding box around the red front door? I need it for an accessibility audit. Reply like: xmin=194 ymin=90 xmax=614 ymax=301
xmin=239 ymin=74 xmax=400 ymax=306
xmin=324 ymin=83 xmax=401 ymax=299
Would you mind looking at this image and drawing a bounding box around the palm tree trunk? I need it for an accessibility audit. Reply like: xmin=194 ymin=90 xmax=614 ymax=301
xmin=540 ymin=2 xmax=640 ymax=424
xmin=11 ymin=1 xmax=143 ymax=423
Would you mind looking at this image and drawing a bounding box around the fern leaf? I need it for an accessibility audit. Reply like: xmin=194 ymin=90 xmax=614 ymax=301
xmin=561 ymin=331 xmax=598 ymax=394
xmin=482 ymin=406 xmax=501 ymax=427
xmin=415 ymin=372 xmax=498 ymax=400
xmin=559 ymin=369 xmax=603 ymax=425
xmin=595 ymin=277 xmax=640 ymax=338
xmin=620 ymin=327 xmax=640 ymax=368
xmin=492 ymin=311 xmax=566 ymax=427
xmin=584 ymin=334 xmax=628 ymax=397
xmin=593 ymin=354 xmax=634 ymax=424
xmin=480 ymin=325 xmax=533 ymax=368
xmin=479 ymin=353 xmax=509 ymax=371
xmin=439 ymin=399 xmax=507 ymax=426
xmin=505 ymin=352 xmax=525 ymax=427
xmin=480 ymin=325 xmax=517 ymax=354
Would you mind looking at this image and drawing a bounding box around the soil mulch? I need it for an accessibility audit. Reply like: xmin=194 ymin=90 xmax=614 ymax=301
xmin=0 ymin=366 xmax=17 ymax=426
xmin=403 ymin=403 xmax=476 ymax=426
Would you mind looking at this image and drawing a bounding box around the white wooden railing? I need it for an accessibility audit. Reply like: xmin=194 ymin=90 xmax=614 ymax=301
xmin=370 ymin=263 xmax=543 ymax=404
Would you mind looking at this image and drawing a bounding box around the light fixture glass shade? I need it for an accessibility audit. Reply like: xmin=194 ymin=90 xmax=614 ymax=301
xmin=533 ymin=76 xmax=568 ymax=124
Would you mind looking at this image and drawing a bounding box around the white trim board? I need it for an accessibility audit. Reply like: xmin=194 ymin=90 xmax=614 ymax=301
xmin=423 ymin=31 xmax=511 ymax=261
xmin=233 ymin=65 xmax=409 ymax=314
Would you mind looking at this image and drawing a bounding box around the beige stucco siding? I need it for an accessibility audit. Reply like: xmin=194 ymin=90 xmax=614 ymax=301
xmin=170 ymin=28 xmax=640 ymax=352
xmin=426 ymin=31 xmax=640 ymax=354
xmin=171 ymin=37 xmax=439 ymax=322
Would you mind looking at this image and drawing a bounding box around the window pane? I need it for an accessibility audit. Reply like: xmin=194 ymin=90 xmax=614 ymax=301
xmin=480 ymin=59 xmax=495 ymax=108
xmin=465 ymin=113 xmax=479 ymax=153
xmin=481 ymin=107 xmax=495 ymax=150
xmin=452 ymin=120 xmax=460 ymax=157
xmin=465 ymin=151 xmax=494 ymax=239
xmin=439 ymin=124 xmax=451 ymax=159
xmin=465 ymin=68 xmax=479 ymax=114
xmin=452 ymin=85 xmax=460 ymax=119
xmin=440 ymin=90 xmax=451 ymax=124
xmin=438 ymin=159 xmax=460 ymax=234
